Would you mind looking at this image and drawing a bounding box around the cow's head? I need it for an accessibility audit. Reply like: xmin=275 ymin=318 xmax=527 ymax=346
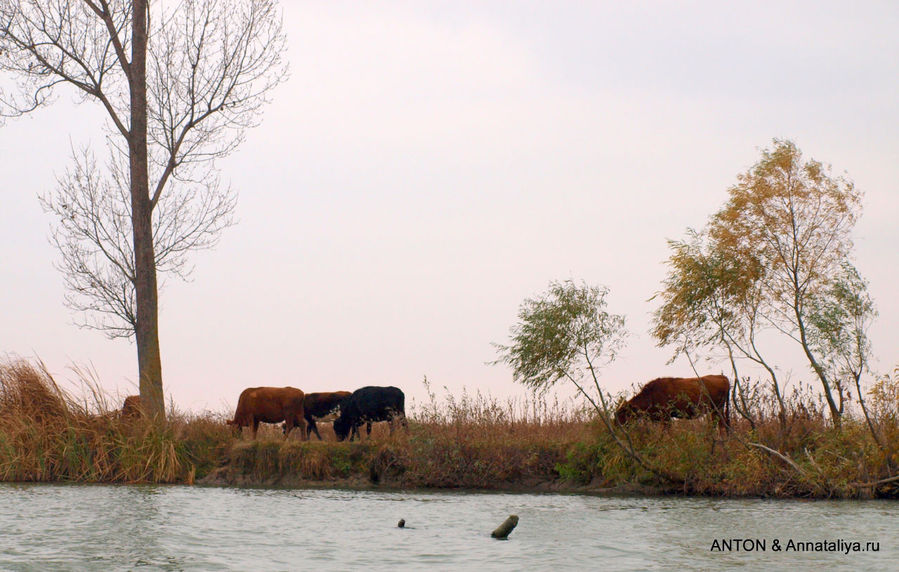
xmin=615 ymin=383 xmax=659 ymax=425
xmin=614 ymin=403 xmax=633 ymax=425
xmin=333 ymin=415 xmax=351 ymax=441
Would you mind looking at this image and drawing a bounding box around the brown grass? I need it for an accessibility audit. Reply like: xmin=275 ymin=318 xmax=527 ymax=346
xmin=2 ymin=358 xmax=898 ymax=498
xmin=0 ymin=359 xmax=231 ymax=484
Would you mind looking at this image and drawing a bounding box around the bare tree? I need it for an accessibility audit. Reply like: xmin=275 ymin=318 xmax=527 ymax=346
xmin=1 ymin=0 xmax=287 ymax=417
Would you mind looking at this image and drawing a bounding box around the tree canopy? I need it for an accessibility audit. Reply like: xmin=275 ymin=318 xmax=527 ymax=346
xmin=652 ymin=139 xmax=872 ymax=424
xmin=494 ymin=280 xmax=628 ymax=410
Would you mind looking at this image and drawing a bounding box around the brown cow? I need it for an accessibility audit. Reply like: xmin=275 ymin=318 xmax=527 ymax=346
xmin=121 ymin=395 xmax=143 ymax=419
xmin=227 ymin=386 xmax=307 ymax=440
xmin=296 ymin=391 xmax=352 ymax=440
xmin=615 ymin=375 xmax=730 ymax=429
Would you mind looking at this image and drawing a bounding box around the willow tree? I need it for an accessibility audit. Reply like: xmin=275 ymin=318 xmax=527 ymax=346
xmin=0 ymin=0 xmax=287 ymax=417
xmin=653 ymin=140 xmax=871 ymax=425
xmin=493 ymin=280 xmax=628 ymax=415
xmin=494 ymin=280 xmax=686 ymax=482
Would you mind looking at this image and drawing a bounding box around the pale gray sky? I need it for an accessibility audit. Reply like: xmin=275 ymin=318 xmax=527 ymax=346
xmin=2 ymin=1 xmax=898 ymax=413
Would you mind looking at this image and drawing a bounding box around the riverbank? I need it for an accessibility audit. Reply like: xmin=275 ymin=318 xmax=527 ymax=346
xmin=196 ymin=439 xmax=669 ymax=497
xmin=2 ymin=359 xmax=897 ymax=499
xmin=195 ymin=419 xmax=898 ymax=499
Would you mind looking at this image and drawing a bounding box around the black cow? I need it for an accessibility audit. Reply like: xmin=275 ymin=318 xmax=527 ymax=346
xmin=333 ymin=386 xmax=407 ymax=441
xmin=288 ymin=391 xmax=351 ymax=440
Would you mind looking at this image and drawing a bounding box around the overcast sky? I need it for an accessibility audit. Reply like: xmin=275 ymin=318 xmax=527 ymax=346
xmin=2 ymin=1 xmax=898 ymax=414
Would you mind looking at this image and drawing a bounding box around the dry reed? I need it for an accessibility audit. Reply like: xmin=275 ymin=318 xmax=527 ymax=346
xmin=0 ymin=359 xmax=230 ymax=484
xmin=2 ymin=358 xmax=898 ymax=497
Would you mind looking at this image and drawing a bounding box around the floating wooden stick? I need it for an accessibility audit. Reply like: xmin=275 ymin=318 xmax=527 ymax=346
xmin=491 ymin=515 xmax=519 ymax=539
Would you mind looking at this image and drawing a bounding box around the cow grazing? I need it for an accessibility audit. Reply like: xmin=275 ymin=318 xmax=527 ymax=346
xmin=227 ymin=386 xmax=307 ymax=440
xmin=333 ymin=386 xmax=406 ymax=442
xmin=296 ymin=391 xmax=352 ymax=440
xmin=121 ymin=395 xmax=143 ymax=419
xmin=615 ymin=375 xmax=730 ymax=429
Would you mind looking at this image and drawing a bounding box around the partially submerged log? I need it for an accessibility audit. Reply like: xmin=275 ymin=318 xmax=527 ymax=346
xmin=491 ymin=515 xmax=519 ymax=539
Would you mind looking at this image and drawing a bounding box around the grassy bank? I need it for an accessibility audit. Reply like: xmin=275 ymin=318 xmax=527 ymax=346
xmin=2 ymin=359 xmax=898 ymax=498
xmin=0 ymin=360 xmax=231 ymax=484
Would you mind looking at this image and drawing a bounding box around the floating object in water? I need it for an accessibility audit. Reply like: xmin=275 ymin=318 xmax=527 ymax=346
xmin=491 ymin=515 xmax=519 ymax=539
xmin=397 ymin=519 xmax=405 ymax=528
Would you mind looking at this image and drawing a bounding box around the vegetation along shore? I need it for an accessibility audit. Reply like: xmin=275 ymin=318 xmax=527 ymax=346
xmin=2 ymin=359 xmax=897 ymax=499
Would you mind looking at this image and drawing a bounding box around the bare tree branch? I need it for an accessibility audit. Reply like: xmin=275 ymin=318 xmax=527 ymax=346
xmin=147 ymin=0 xmax=287 ymax=209
xmin=3 ymin=0 xmax=286 ymax=411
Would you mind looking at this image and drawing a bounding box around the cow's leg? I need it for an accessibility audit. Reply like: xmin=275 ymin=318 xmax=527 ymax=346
xmin=297 ymin=417 xmax=307 ymax=440
xmin=252 ymin=418 xmax=260 ymax=440
xmin=283 ymin=418 xmax=293 ymax=440
xmin=366 ymin=421 xmax=372 ymax=437
xmin=705 ymin=410 xmax=726 ymax=456
xmin=714 ymin=408 xmax=729 ymax=436
xmin=307 ymin=418 xmax=321 ymax=441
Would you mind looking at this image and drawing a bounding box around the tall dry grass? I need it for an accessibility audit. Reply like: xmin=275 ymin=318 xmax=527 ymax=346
xmin=3 ymin=357 xmax=898 ymax=497
xmin=398 ymin=381 xmax=593 ymax=488
xmin=0 ymin=359 xmax=231 ymax=484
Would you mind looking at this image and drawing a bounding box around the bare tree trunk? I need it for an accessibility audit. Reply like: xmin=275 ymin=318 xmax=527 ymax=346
xmin=129 ymin=0 xmax=164 ymax=419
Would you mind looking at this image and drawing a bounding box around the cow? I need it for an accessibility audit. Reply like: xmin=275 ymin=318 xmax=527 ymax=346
xmin=227 ymin=386 xmax=307 ymax=440
xmin=614 ymin=375 xmax=730 ymax=430
xmin=287 ymin=391 xmax=351 ymax=440
xmin=332 ymin=386 xmax=406 ymax=442
xmin=121 ymin=395 xmax=143 ymax=419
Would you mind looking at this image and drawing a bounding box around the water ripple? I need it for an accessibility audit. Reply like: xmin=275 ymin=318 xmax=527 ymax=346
xmin=0 ymin=485 xmax=895 ymax=570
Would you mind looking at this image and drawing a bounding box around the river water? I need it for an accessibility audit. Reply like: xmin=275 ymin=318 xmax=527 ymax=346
xmin=0 ymin=484 xmax=894 ymax=570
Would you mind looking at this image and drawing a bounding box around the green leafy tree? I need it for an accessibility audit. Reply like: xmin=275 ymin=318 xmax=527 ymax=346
xmin=495 ymin=280 xmax=684 ymax=482
xmin=493 ymin=280 xmax=628 ymax=414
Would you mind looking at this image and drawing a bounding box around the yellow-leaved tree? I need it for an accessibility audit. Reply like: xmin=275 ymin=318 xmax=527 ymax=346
xmin=653 ymin=140 xmax=874 ymax=428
